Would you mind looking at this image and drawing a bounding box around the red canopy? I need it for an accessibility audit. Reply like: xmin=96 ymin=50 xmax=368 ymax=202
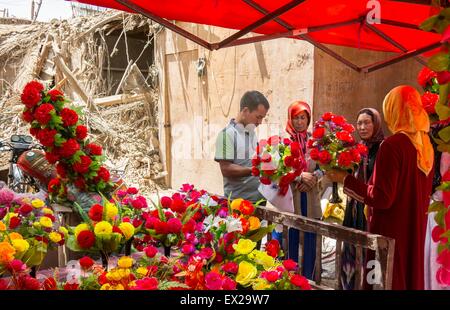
xmin=70 ymin=0 xmax=443 ymax=72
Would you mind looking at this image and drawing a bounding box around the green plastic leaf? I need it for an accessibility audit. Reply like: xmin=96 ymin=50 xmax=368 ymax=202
xmin=438 ymin=125 xmax=450 ymax=142
xmin=428 ymin=52 xmax=450 ymax=72
xmin=428 ymin=201 xmax=445 ymax=213
xmin=435 ymin=103 xmax=450 ymax=120
xmin=247 ymin=224 xmax=276 ymax=242
xmin=420 ymin=15 xmax=439 ymax=31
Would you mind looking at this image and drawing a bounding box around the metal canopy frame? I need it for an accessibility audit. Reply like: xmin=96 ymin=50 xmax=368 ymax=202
xmin=116 ymin=0 xmax=441 ymax=73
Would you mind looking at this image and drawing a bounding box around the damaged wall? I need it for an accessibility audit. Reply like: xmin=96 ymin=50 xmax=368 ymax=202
xmin=156 ymin=22 xmax=315 ymax=195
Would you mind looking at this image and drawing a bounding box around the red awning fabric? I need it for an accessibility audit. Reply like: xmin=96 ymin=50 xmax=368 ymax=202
xmin=71 ymin=0 xmax=441 ymax=52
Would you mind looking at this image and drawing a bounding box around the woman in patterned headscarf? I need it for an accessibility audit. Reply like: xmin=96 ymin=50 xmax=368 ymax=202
xmin=341 ymin=108 xmax=384 ymax=290
xmin=327 ymin=85 xmax=434 ymax=290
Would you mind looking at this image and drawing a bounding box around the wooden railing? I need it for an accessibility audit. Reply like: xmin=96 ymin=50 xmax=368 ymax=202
xmin=255 ymin=206 xmax=395 ymax=290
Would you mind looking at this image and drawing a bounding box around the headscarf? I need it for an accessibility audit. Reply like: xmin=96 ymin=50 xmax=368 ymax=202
xmin=286 ymin=101 xmax=311 ymax=154
xmin=382 ymin=85 xmax=434 ymax=175
xmin=357 ymin=108 xmax=384 ymax=148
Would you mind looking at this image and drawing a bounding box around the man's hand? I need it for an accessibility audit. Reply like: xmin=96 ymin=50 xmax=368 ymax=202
xmin=218 ymin=160 xmax=252 ymax=178
xmin=296 ymin=172 xmax=316 ymax=192
xmin=325 ymin=169 xmax=349 ymax=184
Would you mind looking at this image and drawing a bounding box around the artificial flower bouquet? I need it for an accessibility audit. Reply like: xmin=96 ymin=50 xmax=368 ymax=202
xmin=20 ymin=81 xmax=113 ymax=197
xmin=65 ymin=198 xmax=135 ymax=266
xmin=0 ymin=192 xmax=65 ymax=268
xmin=252 ymin=135 xmax=305 ymax=196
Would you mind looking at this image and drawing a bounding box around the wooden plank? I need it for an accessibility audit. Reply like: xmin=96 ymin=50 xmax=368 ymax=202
xmin=314 ymin=234 xmax=322 ymax=285
xmin=93 ymin=93 xmax=148 ymax=108
xmin=354 ymin=245 xmax=363 ymax=289
xmin=298 ymin=230 xmax=304 ymax=275
xmin=335 ymin=239 xmax=342 ymax=289
xmin=282 ymin=226 xmax=289 ymax=258
xmin=374 ymin=237 xmax=395 ymax=290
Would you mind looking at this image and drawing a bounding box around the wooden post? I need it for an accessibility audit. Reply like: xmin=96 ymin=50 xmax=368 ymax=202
xmin=314 ymin=234 xmax=322 ymax=285
xmin=335 ymin=239 xmax=342 ymax=289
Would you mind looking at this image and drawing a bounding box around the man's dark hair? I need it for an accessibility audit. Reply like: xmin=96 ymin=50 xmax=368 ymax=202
xmin=240 ymin=91 xmax=270 ymax=112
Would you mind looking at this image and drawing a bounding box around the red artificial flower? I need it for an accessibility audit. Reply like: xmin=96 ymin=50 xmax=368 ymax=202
xmin=205 ymin=271 xmax=224 ymax=290
xmin=131 ymin=196 xmax=147 ymax=209
xmin=167 ymin=217 xmax=183 ymax=234
xmin=97 ymin=166 xmax=110 ymax=182
xmin=145 ymin=246 xmax=158 ymax=258
xmin=7 ymin=259 xmax=26 ymax=273
xmin=283 ymin=138 xmax=292 ymax=145
xmin=18 ymin=203 xmax=33 ymax=216
xmin=432 ymin=226 xmax=446 ymax=243
xmin=436 ymin=266 xmax=450 ymax=286
xmin=63 ymin=282 xmax=79 ymax=290
xmin=42 ymin=277 xmax=57 ymax=290
xmin=112 ymin=226 xmax=122 ymax=234
xmin=222 ymin=277 xmax=237 ymax=290
xmin=77 ymin=230 xmax=95 ymax=249
xmin=154 ymin=219 xmax=169 ymax=234
xmin=132 ymin=277 xmax=159 ymax=290
xmin=9 ymin=216 xmax=21 ymax=229
xmin=75 ymin=125 xmax=88 ymax=140
xmin=60 ymin=108 xmax=79 ymax=127
xmin=337 ymin=151 xmax=354 ymax=168
xmin=37 ymin=128 xmax=57 ymax=147
xmin=160 ymin=196 xmax=172 ymax=209
xmin=240 ymin=217 xmax=249 ymax=235
xmin=251 ymin=167 xmax=260 ymax=176
xmin=262 ymin=270 xmax=280 ymax=283
xmin=21 ymin=81 xmax=43 ymax=108
xmin=265 ymin=239 xmax=280 ymax=258
xmin=56 ymin=163 xmax=67 ymax=178
xmin=260 ymin=176 xmax=271 ymax=185
xmin=350 ymin=148 xmax=361 ymax=163
xmin=322 ymin=112 xmax=334 ymax=121
xmin=86 ymin=143 xmax=102 ymax=156
xmin=88 ymin=204 xmax=103 ymax=222
xmin=318 ymin=150 xmax=332 ymax=165
xmin=59 ymin=139 xmax=80 ymax=158
xmin=437 ymin=249 xmax=450 ymax=270
xmin=421 ymin=91 xmax=439 ymax=115
xmin=35 ymin=235 xmax=49 ymax=244
xmin=29 ymin=127 xmax=40 ymax=137
xmin=48 ymin=178 xmax=61 ymax=193
xmin=290 ymin=141 xmax=301 ymax=157
xmin=283 ymin=259 xmax=298 ymax=271
xmin=19 ymin=276 xmax=41 ymax=290
xmin=222 ymin=262 xmax=239 ymax=274
xmin=268 ymin=135 xmax=280 ymax=146
xmin=342 ymin=123 xmax=355 ymax=133
xmin=47 ymin=89 xmax=63 ymax=102
xmin=417 ymin=67 xmax=437 ymax=88
xmin=336 ymin=131 xmax=354 ymax=144
xmin=357 ymin=143 xmax=368 ymax=157
xmin=284 ymin=155 xmax=294 ymax=167
xmin=239 ymin=200 xmax=255 ymax=215
xmin=310 ymin=148 xmax=320 ymax=161
xmin=332 ymin=115 xmax=346 ymax=126
xmin=312 ymin=127 xmax=325 ymax=139
xmin=74 ymin=176 xmax=87 ymax=190
xmin=44 ymin=214 xmax=56 ymax=222
xmin=132 ymin=218 xmax=143 ymax=228
xmin=34 ymin=103 xmax=54 ymax=125
xmin=170 ymin=198 xmax=186 ymax=214
xmin=437 ymin=71 xmax=450 ymax=85
xmin=22 ymin=110 xmax=34 ymax=123
xmin=251 ymin=155 xmax=261 ymax=166
xmin=261 ymin=153 xmax=272 ymax=163
xmin=73 ymin=155 xmax=92 ymax=174
xmin=45 ymin=151 xmax=60 ymax=164
xmin=127 ymin=187 xmax=138 ymax=195
xmin=290 ymin=274 xmax=311 ymax=290
xmin=182 ymin=219 xmax=196 ymax=234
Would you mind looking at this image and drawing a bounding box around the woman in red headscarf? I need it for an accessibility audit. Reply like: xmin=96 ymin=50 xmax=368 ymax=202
xmin=283 ymin=101 xmax=323 ymax=279
xmin=327 ymin=86 xmax=434 ymax=290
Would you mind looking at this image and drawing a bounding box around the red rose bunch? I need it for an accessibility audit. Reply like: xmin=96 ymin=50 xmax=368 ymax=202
xmin=252 ymin=135 xmax=305 ymax=195
xmin=308 ymin=112 xmax=367 ymax=171
xmin=19 ymin=81 xmax=113 ymax=196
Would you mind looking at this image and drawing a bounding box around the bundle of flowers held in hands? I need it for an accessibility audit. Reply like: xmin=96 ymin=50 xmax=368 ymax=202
xmin=252 ymin=135 xmax=306 ymax=195
xmin=307 ymin=112 xmax=368 ymax=171
xmin=20 ymin=81 xmax=113 ymax=197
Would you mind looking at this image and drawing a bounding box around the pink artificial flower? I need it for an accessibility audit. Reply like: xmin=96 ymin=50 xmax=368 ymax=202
xmin=205 ymin=271 xmax=223 ymax=290
xmin=0 ymin=188 xmax=15 ymax=205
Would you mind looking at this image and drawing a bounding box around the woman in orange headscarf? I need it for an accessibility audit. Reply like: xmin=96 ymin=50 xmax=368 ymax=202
xmin=281 ymin=101 xmax=322 ymax=279
xmin=327 ymin=85 xmax=434 ymax=290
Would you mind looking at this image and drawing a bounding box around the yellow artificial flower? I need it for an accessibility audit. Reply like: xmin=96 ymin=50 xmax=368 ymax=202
xmin=106 ymin=270 xmax=122 ymax=282
xmin=59 ymin=226 xmax=68 ymax=235
xmin=249 ymin=250 xmax=275 ymax=270
xmin=111 ymin=284 xmax=124 ymax=290
xmin=31 ymin=199 xmax=45 ymax=208
xmin=94 ymin=221 xmax=113 ymax=236
xmin=230 ymin=198 xmax=243 ymax=211
xmin=49 ymin=232 xmax=62 ymax=243
xmin=100 ymin=283 xmax=112 ymax=290
xmin=42 ymin=208 xmax=54 ymax=215
xmin=117 ymin=268 xmax=131 ymax=279
xmin=33 ymin=222 xmax=41 ymax=229
xmin=0 ymin=221 xmax=6 ymax=231
xmin=236 ymin=261 xmax=257 ymax=286
xmin=0 ymin=241 xmax=16 ymax=264
xmin=117 ymin=256 xmax=133 ymax=269
xmin=8 ymin=232 xmax=23 ymax=240
xmin=105 ymin=202 xmax=118 ymax=220
xmin=7 ymin=212 xmax=18 ymax=219
xmin=136 ymin=267 xmax=148 ymax=278
xmin=74 ymin=223 xmax=90 ymax=237
xmin=39 ymin=216 xmax=53 ymax=228
xmin=248 ymin=216 xmax=261 ymax=231
xmin=233 ymin=239 xmax=256 ymax=255
xmin=12 ymin=239 xmax=30 ymax=253
xmin=252 ymin=278 xmax=271 ymax=290
xmin=119 ymin=222 xmax=135 ymax=240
